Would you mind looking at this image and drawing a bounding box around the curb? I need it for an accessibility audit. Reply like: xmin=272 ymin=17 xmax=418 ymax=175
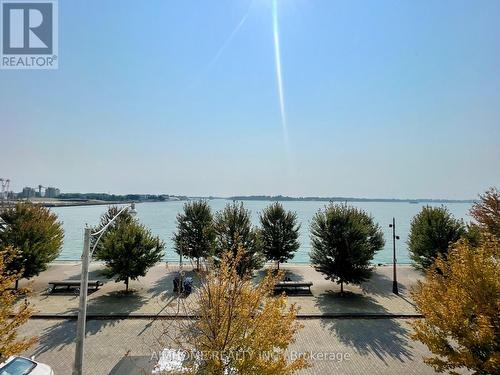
xmin=21 ymin=312 xmax=423 ymax=320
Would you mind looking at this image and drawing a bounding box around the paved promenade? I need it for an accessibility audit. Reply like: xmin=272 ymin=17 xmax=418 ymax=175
xmin=19 ymin=318 xmax=451 ymax=375
xmin=18 ymin=262 xmax=421 ymax=317
xmin=13 ymin=263 xmax=458 ymax=375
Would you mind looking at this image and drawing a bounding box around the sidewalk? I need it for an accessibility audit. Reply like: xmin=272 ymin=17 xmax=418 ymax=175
xmin=17 ymin=262 xmax=422 ymax=318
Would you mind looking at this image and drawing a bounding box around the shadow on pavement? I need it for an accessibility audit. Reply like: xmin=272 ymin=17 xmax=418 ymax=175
xmin=314 ymin=290 xmax=387 ymax=314
xmin=320 ymin=318 xmax=414 ymax=364
xmin=108 ymin=356 xmax=153 ymax=375
xmin=32 ymin=293 xmax=148 ymax=356
xmin=360 ymin=271 xmax=407 ymax=296
xmin=86 ymin=291 xmax=148 ymax=315
xmin=315 ymin=291 xmax=414 ymax=363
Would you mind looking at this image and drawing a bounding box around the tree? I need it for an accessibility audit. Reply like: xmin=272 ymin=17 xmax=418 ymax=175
xmin=0 ymin=203 xmax=64 ymax=288
xmin=310 ymin=203 xmax=384 ymax=294
xmin=213 ymin=202 xmax=263 ymax=275
xmin=411 ymin=235 xmax=500 ymax=375
xmin=260 ymin=202 xmax=300 ymax=269
xmin=182 ymin=248 xmax=308 ymax=374
xmin=172 ymin=200 xmax=215 ymax=270
xmin=408 ymin=206 xmax=465 ymax=270
xmin=90 ymin=205 xmax=134 ymax=257
xmin=0 ymin=247 xmax=37 ymax=361
xmin=470 ymin=187 xmax=500 ymax=239
xmin=94 ymin=208 xmax=164 ymax=292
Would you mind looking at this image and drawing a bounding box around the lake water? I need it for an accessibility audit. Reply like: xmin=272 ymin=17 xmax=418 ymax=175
xmin=51 ymin=199 xmax=472 ymax=264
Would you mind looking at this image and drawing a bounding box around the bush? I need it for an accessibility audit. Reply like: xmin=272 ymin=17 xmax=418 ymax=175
xmin=310 ymin=203 xmax=384 ymax=293
xmin=0 ymin=203 xmax=63 ymax=285
xmin=93 ymin=207 xmax=164 ymax=292
xmin=213 ymin=202 xmax=263 ymax=276
xmin=260 ymin=202 xmax=300 ymax=269
xmin=0 ymin=247 xmax=37 ymax=361
xmin=408 ymin=206 xmax=465 ymax=270
xmin=172 ymin=200 xmax=215 ymax=270
xmin=185 ymin=248 xmax=308 ymax=374
xmin=411 ymin=235 xmax=500 ymax=375
xmin=470 ymin=187 xmax=500 ymax=239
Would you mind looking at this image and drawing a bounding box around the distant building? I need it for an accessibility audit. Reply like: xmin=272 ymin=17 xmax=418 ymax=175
xmin=45 ymin=187 xmax=60 ymax=198
xmin=21 ymin=187 xmax=36 ymax=198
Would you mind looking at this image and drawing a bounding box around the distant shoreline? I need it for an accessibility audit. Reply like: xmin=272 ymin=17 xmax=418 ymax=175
xmin=227 ymin=196 xmax=475 ymax=204
xmin=1 ymin=196 xmax=475 ymax=209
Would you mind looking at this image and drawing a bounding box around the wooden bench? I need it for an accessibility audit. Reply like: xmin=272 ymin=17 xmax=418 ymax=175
xmin=48 ymin=280 xmax=103 ymax=293
xmin=274 ymin=281 xmax=313 ymax=295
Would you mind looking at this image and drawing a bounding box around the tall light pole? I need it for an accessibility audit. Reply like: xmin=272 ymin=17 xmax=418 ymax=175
xmin=178 ymin=247 xmax=184 ymax=295
xmin=73 ymin=203 xmax=137 ymax=375
xmin=389 ymin=217 xmax=400 ymax=295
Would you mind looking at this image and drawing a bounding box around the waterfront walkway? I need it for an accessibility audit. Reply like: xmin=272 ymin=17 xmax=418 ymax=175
xmin=18 ymin=263 xmax=421 ymax=317
xmin=19 ymin=318 xmax=447 ymax=375
xmin=15 ymin=263 xmax=468 ymax=375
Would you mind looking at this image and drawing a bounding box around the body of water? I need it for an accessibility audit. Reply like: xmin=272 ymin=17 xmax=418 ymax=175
xmin=51 ymin=199 xmax=472 ymax=264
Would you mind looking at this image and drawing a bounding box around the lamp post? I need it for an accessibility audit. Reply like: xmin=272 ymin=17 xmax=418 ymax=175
xmin=178 ymin=248 xmax=184 ymax=295
xmin=73 ymin=203 xmax=137 ymax=375
xmin=389 ymin=217 xmax=400 ymax=295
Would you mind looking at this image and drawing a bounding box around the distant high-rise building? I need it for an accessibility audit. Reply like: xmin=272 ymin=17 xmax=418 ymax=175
xmin=45 ymin=187 xmax=60 ymax=198
xmin=21 ymin=187 xmax=36 ymax=198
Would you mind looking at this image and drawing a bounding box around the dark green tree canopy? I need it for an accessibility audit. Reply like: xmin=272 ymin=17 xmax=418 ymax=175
xmin=93 ymin=207 xmax=164 ymax=291
xmin=213 ymin=202 xmax=263 ymax=275
xmin=408 ymin=205 xmax=465 ymax=270
xmin=310 ymin=203 xmax=384 ymax=293
xmin=91 ymin=205 xmax=134 ymax=258
xmin=259 ymin=202 xmax=300 ymax=268
xmin=0 ymin=203 xmax=63 ymax=280
xmin=172 ymin=200 xmax=215 ymax=268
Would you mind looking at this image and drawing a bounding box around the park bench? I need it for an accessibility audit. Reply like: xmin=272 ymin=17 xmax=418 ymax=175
xmin=48 ymin=280 xmax=103 ymax=293
xmin=273 ymin=281 xmax=313 ymax=295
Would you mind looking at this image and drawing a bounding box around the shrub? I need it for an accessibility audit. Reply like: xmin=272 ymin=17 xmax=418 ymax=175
xmin=408 ymin=206 xmax=465 ymax=270
xmin=310 ymin=203 xmax=384 ymax=294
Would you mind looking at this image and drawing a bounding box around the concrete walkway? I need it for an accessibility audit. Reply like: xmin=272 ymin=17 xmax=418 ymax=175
xmin=19 ymin=318 xmax=451 ymax=375
xmin=17 ymin=262 xmax=422 ymax=317
xmin=14 ymin=263 xmax=463 ymax=375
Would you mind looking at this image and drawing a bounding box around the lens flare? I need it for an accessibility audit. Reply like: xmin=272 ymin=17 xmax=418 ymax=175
xmin=272 ymin=0 xmax=293 ymax=170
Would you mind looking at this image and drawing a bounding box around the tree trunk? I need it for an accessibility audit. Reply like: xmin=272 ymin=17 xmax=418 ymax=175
xmin=15 ymin=279 xmax=19 ymax=290
xmin=197 ymin=257 xmax=200 ymax=271
xmin=340 ymin=280 xmax=343 ymax=295
xmin=125 ymin=277 xmax=129 ymax=292
xmin=277 ymin=261 xmax=280 ymax=270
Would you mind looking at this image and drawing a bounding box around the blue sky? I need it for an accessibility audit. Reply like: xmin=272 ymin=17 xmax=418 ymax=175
xmin=1 ymin=0 xmax=499 ymax=198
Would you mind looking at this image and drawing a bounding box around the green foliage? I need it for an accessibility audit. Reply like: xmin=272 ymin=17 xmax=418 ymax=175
xmin=260 ymin=202 xmax=300 ymax=268
xmin=408 ymin=206 xmax=465 ymax=270
xmin=93 ymin=207 xmax=164 ymax=291
xmin=172 ymin=201 xmax=215 ymax=269
xmin=463 ymin=223 xmax=483 ymax=248
xmin=213 ymin=202 xmax=263 ymax=276
xmin=309 ymin=203 xmax=384 ymax=293
xmin=91 ymin=205 xmax=134 ymax=258
xmin=0 ymin=203 xmax=63 ymax=280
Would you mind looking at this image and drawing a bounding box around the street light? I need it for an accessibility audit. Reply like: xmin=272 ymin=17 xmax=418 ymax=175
xmin=389 ymin=217 xmax=400 ymax=295
xmin=73 ymin=202 xmax=137 ymax=375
